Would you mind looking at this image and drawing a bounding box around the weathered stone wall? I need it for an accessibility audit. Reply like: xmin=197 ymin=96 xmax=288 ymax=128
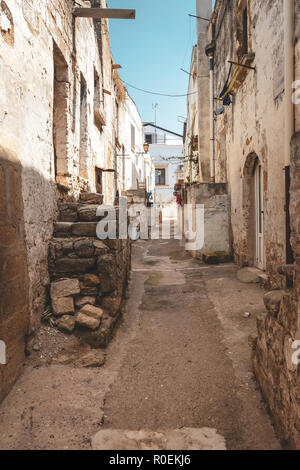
xmin=0 ymin=147 xmax=30 ymax=402
xmin=196 ymin=0 xmax=212 ymax=182
xmin=185 ymin=183 xmax=230 ymax=259
xmin=0 ymin=0 xmax=146 ymax=400
xmin=253 ymin=132 xmax=300 ymax=449
xmin=49 ymin=195 xmax=131 ymax=347
xmin=295 ymin=1 xmax=300 ymax=133
xmin=211 ymin=0 xmax=286 ymax=286
xmin=184 ymin=46 xmax=200 ymax=184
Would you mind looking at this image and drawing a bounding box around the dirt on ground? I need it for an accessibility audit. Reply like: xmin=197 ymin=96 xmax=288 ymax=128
xmin=0 ymin=238 xmax=281 ymax=450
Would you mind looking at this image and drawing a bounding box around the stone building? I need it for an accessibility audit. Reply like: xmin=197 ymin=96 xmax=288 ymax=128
xmin=184 ymin=0 xmax=300 ymax=448
xmin=143 ymin=123 xmax=183 ymax=213
xmin=0 ymin=0 xmax=152 ymax=401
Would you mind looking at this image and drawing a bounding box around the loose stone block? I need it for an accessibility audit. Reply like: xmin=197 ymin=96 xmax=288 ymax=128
xmin=77 ymin=313 xmax=117 ymax=348
xmin=79 ymin=284 xmax=99 ymax=296
xmin=50 ymin=278 xmax=80 ymax=299
xmin=52 ymin=296 xmax=74 ymax=316
xmin=74 ymin=238 xmax=94 ymax=258
xmin=82 ymin=273 xmax=101 ymax=287
xmin=102 ymin=295 xmax=122 ymax=317
xmin=93 ymin=240 xmax=109 ymax=254
xmin=79 ymin=304 xmax=104 ymax=320
xmin=76 ymin=312 xmax=100 ymax=330
xmin=72 ymin=222 xmax=98 ymax=237
xmin=57 ymin=315 xmax=75 ymax=333
xmin=78 ymin=205 xmax=99 ymax=222
xmin=59 ymin=203 xmax=78 ymax=222
xmin=75 ymin=296 xmax=96 ymax=308
xmin=80 ymin=193 xmax=103 ymax=205
xmin=54 ymin=222 xmax=73 ymax=237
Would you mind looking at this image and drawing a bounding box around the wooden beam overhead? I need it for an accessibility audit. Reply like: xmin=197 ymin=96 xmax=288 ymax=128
xmin=73 ymin=8 xmax=136 ymax=20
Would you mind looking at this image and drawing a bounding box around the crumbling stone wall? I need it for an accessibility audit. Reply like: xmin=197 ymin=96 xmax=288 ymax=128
xmin=48 ymin=194 xmax=131 ymax=348
xmin=0 ymin=0 xmax=144 ymax=401
xmin=0 ymin=0 xmax=127 ymax=334
xmin=253 ymin=132 xmax=300 ymax=449
xmin=0 ymin=147 xmax=30 ymax=402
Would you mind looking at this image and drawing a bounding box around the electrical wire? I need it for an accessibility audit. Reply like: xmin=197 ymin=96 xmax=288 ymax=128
xmin=120 ymin=80 xmax=197 ymax=98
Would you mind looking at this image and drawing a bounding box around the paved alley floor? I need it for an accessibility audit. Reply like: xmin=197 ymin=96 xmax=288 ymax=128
xmin=0 ymin=238 xmax=280 ymax=450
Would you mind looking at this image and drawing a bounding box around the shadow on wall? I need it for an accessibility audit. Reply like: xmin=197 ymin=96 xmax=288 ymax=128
xmin=0 ymin=147 xmax=30 ymax=401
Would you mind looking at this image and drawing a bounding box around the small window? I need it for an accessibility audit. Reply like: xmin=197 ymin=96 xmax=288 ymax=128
xmin=95 ymin=167 xmax=103 ymax=194
xmin=145 ymin=133 xmax=153 ymax=144
xmin=242 ymin=7 xmax=248 ymax=56
xmin=131 ymin=124 xmax=135 ymax=151
xmin=94 ymin=68 xmax=100 ymax=109
xmin=155 ymin=168 xmax=166 ymax=186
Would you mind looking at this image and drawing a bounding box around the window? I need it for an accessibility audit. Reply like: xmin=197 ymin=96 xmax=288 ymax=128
xmin=242 ymin=7 xmax=248 ymax=56
xmin=145 ymin=133 xmax=153 ymax=144
xmin=236 ymin=2 xmax=249 ymax=61
xmin=131 ymin=124 xmax=135 ymax=151
xmin=155 ymin=168 xmax=166 ymax=186
xmin=94 ymin=68 xmax=100 ymax=109
xmin=95 ymin=167 xmax=103 ymax=194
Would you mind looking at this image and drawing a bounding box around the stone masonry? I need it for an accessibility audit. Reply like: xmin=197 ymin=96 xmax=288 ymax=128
xmin=48 ymin=192 xmax=131 ymax=348
xmin=253 ymin=133 xmax=300 ymax=449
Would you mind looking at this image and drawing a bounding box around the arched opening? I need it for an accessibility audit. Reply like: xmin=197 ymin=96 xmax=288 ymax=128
xmin=242 ymin=153 xmax=265 ymax=269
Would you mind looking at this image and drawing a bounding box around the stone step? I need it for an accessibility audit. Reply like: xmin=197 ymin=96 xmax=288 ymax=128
xmin=80 ymin=192 xmax=104 ymax=205
xmin=49 ymin=237 xmax=110 ymax=261
xmin=54 ymin=221 xmax=98 ymax=238
xmin=59 ymin=203 xmax=120 ymax=223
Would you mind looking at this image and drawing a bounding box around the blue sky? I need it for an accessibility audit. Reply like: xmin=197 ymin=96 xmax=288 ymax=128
xmin=107 ymin=1 xmax=202 ymax=136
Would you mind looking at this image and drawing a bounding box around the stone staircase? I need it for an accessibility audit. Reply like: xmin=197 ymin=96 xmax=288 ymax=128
xmin=48 ymin=193 xmax=131 ymax=348
xmin=126 ymin=188 xmax=146 ymax=205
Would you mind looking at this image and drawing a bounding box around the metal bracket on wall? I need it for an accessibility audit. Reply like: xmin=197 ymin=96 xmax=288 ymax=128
xmin=228 ymin=60 xmax=256 ymax=71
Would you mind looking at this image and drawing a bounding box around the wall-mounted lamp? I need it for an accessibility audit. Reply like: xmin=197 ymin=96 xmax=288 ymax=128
xmin=143 ymin=142 xmax=149 ymax=153
xmin=214 ymin=106 xmax=225 ymax=116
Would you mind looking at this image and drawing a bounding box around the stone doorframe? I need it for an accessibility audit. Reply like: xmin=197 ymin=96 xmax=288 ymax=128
xmin=241 ymin=152 xmax=260 ymax=267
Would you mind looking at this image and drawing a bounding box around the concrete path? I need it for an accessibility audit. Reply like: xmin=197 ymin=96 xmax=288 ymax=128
xmin=0 ymin=238 xmax=280 ymax=450
xmin=93 ymin=238 xmax=280 ymax=450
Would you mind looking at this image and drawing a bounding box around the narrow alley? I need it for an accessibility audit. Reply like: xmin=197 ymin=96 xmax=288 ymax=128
xmin=0 ymin=238 xmax=280 ymax=450
xmin=0 ymin=0 xmax=299 ymax=454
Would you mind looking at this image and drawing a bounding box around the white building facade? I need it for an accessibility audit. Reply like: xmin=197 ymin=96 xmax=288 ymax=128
xmin=143 ymin=123 xmax=183 ymax=208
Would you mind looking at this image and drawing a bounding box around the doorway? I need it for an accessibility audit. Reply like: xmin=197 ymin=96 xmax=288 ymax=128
xmin=254 ymin=162 xmax=265 ymax=270
xmin=79 ymin=73 xmax=88 ymax=179
xmin=53 ymin=42 xmax=69 ymax=180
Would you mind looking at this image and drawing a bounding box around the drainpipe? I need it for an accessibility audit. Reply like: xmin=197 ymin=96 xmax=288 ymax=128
xmin=284 ymin=0 xmax=294 ymax=167
xmin=284 ymin=0 xmax=295 ymax=264
xmin=209 ymin=54 xmax=215 ymax=182
xmin=205 ymin=25 xmax=216 ymax=183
